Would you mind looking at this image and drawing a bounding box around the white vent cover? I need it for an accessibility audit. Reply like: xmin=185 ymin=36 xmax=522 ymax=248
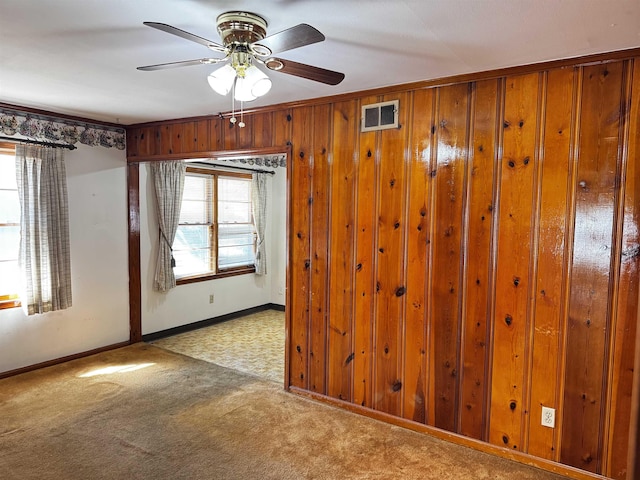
xmin=361 ymin=99 xmax=399 ymax=132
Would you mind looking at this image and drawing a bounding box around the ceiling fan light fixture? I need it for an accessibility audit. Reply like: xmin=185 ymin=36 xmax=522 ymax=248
xmin=244 ymin=65 xmax=272 ymax=97
xmin=234 ymin=75 xmax=257 ymax=102
xmin=207 ymin=64 xmax=236 ymax=95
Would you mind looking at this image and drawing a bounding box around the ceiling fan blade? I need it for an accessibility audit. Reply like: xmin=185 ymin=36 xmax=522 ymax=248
xmin=252 ymin=24 xmax=324 ymax=55
xmin=265 ymin=58 xmax=345 ymax=85
xmin=137 ymin=58 xmax=227 ymax=71
xmin=143 ymin=22 xmax=226 ymax=52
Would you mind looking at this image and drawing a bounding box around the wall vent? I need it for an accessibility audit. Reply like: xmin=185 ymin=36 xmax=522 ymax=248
xmin=361 ymin=100 xmax=399 ymax=132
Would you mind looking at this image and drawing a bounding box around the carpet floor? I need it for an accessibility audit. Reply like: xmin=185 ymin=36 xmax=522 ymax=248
xmin=0 ymin=343 xmax=571 ymax=479
xmin=150 ymin=309 xmax=284 ymax=383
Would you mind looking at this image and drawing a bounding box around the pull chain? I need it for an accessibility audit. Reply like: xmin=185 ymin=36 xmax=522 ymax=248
xmin=230 ymin=78 xmax=237 ymax=125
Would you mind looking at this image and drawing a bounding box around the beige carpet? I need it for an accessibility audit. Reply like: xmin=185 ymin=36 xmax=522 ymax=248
xmin=0 ymin=343 xmax=570 ymax=480
xmin=150 ymin=309 xmax=284 ymax=383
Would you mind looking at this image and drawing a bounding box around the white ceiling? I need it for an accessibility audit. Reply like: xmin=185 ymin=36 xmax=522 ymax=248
xmin=1 ymin=0 xmax=639 ymax=125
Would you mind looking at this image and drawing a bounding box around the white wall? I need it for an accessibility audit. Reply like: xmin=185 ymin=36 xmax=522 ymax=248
xmin=0 ymin=143 xmax=130 ymax=374
xmin=140 ymin=162 xmax=287 ymax=336
xmin=269 ymin=168 xmax=287 ymax=306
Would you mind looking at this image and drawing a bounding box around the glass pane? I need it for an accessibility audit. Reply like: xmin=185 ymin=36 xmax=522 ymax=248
xmin=218 ymin=201 xmax=251 ymax=223
xmin=0 ymin=260 xmax=20 ymax=295
xmin=219 ymin=233 xmax=255 ymax=248
xmin=219 ymin=177 xmax=250 ymax=202
xmin=0 ymin=154 xmax=17 ymax=190
xmin=173 ymin=225 xmax=210 ymax=251
xmin=182 ymin=175 xmax=211 ymax=201
xmin=218 ymin=223 xmax=254 ymax=248
xmin=179 ymin=199 xmax=209 ymax=224
xmin=0 ymin=226 xmax=20 ymax=261
xmin=219 ymin=244 xmax=254 ymax=269
xmin=0 ymin=191 xmax=20 ymax=223
xmin=172 ymin=225 xmax=213 ymax=277
xmin=218 ymin=222 xmax=254 ymax=236
xmin=173 ymin=248 xmax=211 ymax=277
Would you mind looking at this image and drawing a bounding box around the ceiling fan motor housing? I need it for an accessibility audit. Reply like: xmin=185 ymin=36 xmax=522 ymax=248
xmin=216 ymin=11 xmax=268 ymax=47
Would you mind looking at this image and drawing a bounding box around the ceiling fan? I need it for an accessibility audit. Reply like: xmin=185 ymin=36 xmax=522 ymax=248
xmin=137 ymin=11 xmax=345 ymax=92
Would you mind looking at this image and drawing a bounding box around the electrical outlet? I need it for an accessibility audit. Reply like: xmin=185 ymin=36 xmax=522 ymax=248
xmin=209 ymin=294 xmax=214 ymax=304
xmin=541 ymin=406 xmax=555 ymax=428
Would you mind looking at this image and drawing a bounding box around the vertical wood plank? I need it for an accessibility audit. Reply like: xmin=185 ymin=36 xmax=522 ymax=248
xmin=605 ymin=60 xmax=640 ymax=480
xmin=196 ymin=119 xmax=209 ymax=152
xmin=209 ymin=117 xmax=225 ymax=151
xmin=252 ymin=111 xmax=273 ymax=148
xmin=223 ymin=117 xmax=239 ymax=150
xmin=460 ymin=79 xmax=499 ymax=440
xmin=308 ymin=104 xmax=331 ymax=394
xmin=183 ymin=121 xmax=197 ymax=153
xmin=527 ymin=67 xmax=575 ymax=459
xmin=170 ymin=123 xmax=184 ymax=154
xmin=137 ymin=126 xmax=158 ymax=157
xmin=273 ymin=110 xmax=292 ymax=148
xmin=403 ymin=88 xmax=434 ymax=423
xmin=126 ymin=128 xmax=139 ymax=158
xmin=353 ymin=95 xmax=379 ymax=408
xmin=489 ymin=72 xmax=540 ymax=451
xmin=288 ymin=106 xmax=313 ymax=389
xmin=560 ymin=62 xmax=624 ymax=474
xmin=237 ymin=115 xmax=254 ymax=149
xmin=327 ymin=100 xmax=358 ymax=401
xmin=429 ymin=84 xmax=469 ymax=432
xmin=373 ymin=92 xmax=409 ymax=416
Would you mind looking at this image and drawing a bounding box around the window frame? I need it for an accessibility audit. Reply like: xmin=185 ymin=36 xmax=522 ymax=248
xmin=0 ymin=142 xmax=21 ymax=310
xmin=175 ymin=166 xmax=256 ymax=285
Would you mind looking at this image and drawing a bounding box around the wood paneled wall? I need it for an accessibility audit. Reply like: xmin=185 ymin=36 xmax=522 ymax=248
xmin=127 ymin=52 xmax=640 ymax=479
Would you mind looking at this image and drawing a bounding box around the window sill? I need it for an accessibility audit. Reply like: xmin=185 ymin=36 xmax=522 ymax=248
xmin=0 ymin=298 xmax=21 ymax=310
xmin=176 ymin=266 xmax=256 ymax=286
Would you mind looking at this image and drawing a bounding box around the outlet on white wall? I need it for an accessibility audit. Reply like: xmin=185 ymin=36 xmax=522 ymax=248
xmin=209 ymin=294 xmax=214 ymax=304
xmin=541 ymin=406 xmax=555 ymax=428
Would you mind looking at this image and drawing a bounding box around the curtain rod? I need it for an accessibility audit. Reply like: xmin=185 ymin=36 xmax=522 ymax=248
xmin=191 ymin=161 xmax=276 ymax=175
xmin=0 ymin=136 xmax=77 ymax=150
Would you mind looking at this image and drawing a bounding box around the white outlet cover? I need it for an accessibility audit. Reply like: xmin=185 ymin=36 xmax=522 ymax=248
xmin=541 ymin=406 xmax=555 ymax=428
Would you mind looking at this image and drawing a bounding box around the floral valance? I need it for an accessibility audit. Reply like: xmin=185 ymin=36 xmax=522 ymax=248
xmin=0 ymin=107 xmax=125 ymax=150
xmin=215 ymin=154 xmax=286 ymax=169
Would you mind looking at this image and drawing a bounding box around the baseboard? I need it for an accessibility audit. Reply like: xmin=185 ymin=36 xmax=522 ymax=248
xmin=0 ymin=341 xmax=131 ymax=379
xmin=142 ymin=303 xmax=284 ymax=342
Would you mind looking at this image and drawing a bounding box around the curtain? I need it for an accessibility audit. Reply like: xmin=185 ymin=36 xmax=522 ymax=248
xmin=16 ymin=145 xmax=72 ymax=315
xmin=150 ymin=161 xmax=186 ymax=292
xmin=251 ymin=173 xmax=267 ymax=275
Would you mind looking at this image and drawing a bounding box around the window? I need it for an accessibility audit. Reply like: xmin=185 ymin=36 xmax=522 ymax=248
xmin=0 ymin=143 xmax=20 ymax=309
xmin=173 ymin=167 xmax=255 ymax=282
